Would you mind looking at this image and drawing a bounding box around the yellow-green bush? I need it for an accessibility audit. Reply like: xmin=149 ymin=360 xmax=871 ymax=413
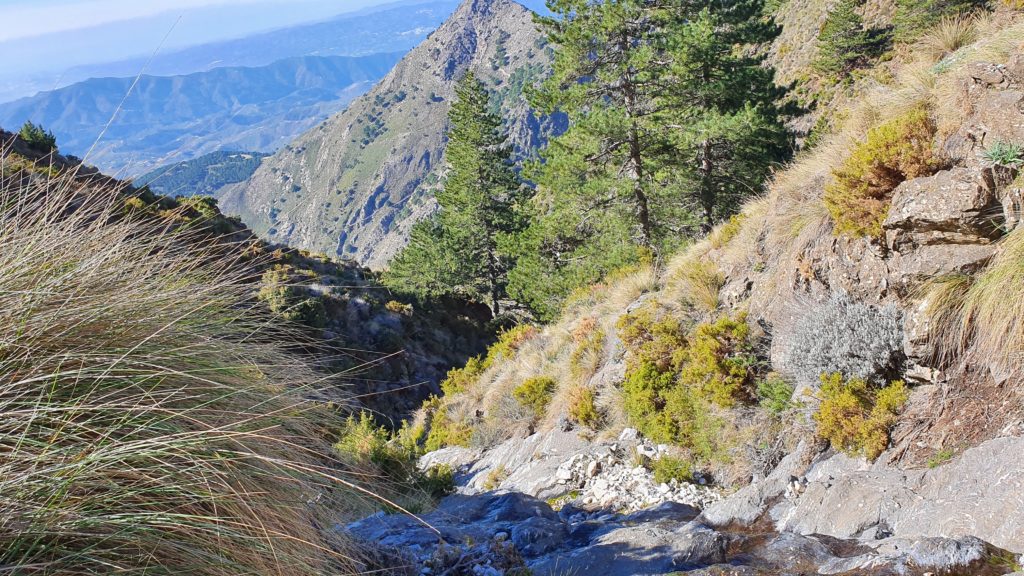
xmin=814 ymin=373 xmax=909 ymax=460
xmin=513 ymin=376 xmax=557 ymax=415
xmin=680 ymin=313 xmax=757 ymax=407
xmin=824 ymin=106 xmax=944 ymax=238
xmin=423 ymin=397 xmax=473 ymax=452
xmin=568 ymin=385 xmax=601 ymax=428
xmin=651 ymin=456 xmax=694 ymax=484
xmin=617 ymin=307 xmax=753 ymax=458
xmin=440 ymin=356 xmax=487 ymax=396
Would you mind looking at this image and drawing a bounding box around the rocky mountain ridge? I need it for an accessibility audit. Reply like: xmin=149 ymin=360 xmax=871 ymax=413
xmin=220 ymin=0 xmax=558 ymax=268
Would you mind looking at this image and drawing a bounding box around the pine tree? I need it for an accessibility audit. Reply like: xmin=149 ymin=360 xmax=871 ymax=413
xmin=508 ymin=0 xmax=793 ymax=318
xmin=384 ymin=73 xmax=524 ymax=316
xmin=18 ymin=121 xmax=57 ymax=153
xmin=662 ymin=1 xmax=794 ymax=233
xmin=814 ymin=0 xmax=875 ymax=78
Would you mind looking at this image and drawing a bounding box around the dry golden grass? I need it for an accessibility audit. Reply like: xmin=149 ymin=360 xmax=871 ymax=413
xmin=916 ymin=13 xmax=979 ymax=62
xmin=0 ymin=164 xmax=398 ymax=574
xmin=925 ymin=228 xmax=1024 ymax=378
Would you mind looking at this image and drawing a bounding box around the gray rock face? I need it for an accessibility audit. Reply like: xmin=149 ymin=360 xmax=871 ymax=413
xmin=884 ymin=168 xmax=1003 ymax=249
xmin=770 ymin=436 xmax=1024 ymax=553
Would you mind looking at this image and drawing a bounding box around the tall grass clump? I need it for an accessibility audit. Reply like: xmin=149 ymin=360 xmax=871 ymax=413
xmin=0 ymin=168 xmax=388 ymax=574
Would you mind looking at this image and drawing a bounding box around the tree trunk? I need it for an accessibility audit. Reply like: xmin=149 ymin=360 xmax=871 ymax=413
xmin=699 ymin=138 xmax=715 ymax=235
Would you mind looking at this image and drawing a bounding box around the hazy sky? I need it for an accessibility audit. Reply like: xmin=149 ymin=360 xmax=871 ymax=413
xmin=0 ymin=0 xmax=390 ymax=42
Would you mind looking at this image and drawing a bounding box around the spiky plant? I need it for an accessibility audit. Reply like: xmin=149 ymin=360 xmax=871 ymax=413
xmin=0 ymin=152 xmax=407 ymax=575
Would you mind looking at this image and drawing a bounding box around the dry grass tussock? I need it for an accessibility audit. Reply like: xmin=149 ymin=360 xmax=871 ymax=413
xmin=924 ymin=227 xmax=1024 ymax=379
xmin=0 ymin=166 xmax=400 ymax=574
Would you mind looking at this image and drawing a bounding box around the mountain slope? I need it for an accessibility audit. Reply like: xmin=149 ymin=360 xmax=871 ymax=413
xmin=135 ymin=151 xmax=270 ymax=197
xmin=0 ymin=53 xmax=403 ymax=176
xmin=220 ymin=0 xmax=557 ymax=268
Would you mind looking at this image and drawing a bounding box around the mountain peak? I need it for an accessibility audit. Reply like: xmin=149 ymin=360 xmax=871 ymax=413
xmin=220 ymin=0 xmax=554 ymax=267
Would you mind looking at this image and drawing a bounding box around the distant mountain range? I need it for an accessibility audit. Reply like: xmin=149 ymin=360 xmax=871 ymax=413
xmin=0 ymin=0 xmax=463 ymax=103
xmin=220 ymin=0 xmax=561 ymax=268
xmin=0 ymin=53 xmax=403 ymax=176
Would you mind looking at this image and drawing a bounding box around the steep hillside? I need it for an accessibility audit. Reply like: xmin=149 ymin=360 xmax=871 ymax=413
xmin=368 ymin=11 xmax=1024 ymax=573
xmin=221 ymin=0 xmax=558 ymax=268
xmin=135 ymin=151 xmax=270 ymax=197
xmin=0 ymin=53 xmax=403 ymax=175
xmin=1 ymin=127 xmax=492 ymax=418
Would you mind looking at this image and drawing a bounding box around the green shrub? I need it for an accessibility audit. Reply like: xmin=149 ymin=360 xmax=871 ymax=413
xmin=651 ymin=456 xmax=694 ymax=484
xmin=568 ymin=385 xmax=601 ymax=428
xmin=18 ymin=120 xmax=57 ymax=152
xmin=617 ymin=307 xmax=751 ymax=458
xmin=423 ymin=397 xmax=473 ymax=452
xmin=814 ymin=373 xmax=909 ymax=460
xmin=825 ymin=106 xmax=944 ymax=238
xmin=513 ymin=376 xmax=557 ymax=415
xmin=680 ymin=313 xmax=757 ymax=407
xmin=757 ymin=373 xmax=795 ymax=414
xmin=440 ymin=355 xmax=487 ymax=396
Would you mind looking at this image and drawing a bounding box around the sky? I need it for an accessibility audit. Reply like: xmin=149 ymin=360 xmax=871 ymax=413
xmin=0 ymin=0 xmax=397 ymax=100
xmin=0 ymin=0 xmax=389 ymax=43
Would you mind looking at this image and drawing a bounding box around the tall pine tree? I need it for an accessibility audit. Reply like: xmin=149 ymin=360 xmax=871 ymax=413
xmin=661 ymin=1 xmax=794 ymax=232
xmin=509 ymin=0 xmax=793 ymax=319
xmin=384 ymin=73 xmax=524 ymax=316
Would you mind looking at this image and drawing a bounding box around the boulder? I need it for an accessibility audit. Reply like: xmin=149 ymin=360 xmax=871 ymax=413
xmin=883 ymin=168 xmax=1002 ymax=250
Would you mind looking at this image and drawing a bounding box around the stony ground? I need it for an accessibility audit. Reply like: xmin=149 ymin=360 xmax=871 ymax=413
xmin=343 ymin=428 xmax=1024 ymax=575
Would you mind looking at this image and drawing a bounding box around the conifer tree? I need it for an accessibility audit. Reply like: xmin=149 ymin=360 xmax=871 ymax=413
xmin=508 ymin=0 xmax=793 ymax=319
xmin=384 ymin=73 xmax=524 ymax=316
xmin=814 ymin=0 xmax=875 ymax=78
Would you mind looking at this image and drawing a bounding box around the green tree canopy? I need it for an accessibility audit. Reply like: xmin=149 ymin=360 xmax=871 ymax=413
xmin=18 ymin=121 xmax=57 ymax=153
xmin=384 ymin=73 xmax=525 ymax=316
xmin=508 ymin=0 xmax=794 ymax=319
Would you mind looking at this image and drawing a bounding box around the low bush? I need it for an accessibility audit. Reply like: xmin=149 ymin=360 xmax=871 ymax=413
xmin=756 ymin=373 xmax=796 ymax=414
xmin=680 ymin=313 xmax=758 ymax=407
xmin=824 ymin=106 xmax=944 ymax=238
xmin=781 ymin=292 xmax=904 ymax=387
xmin=567 ymin=385 xmax=601 ymax=428
xmin=423 ymin=397 xmax=473 ymax=452
xmin=618 ymin=306 xmax=756 ymax=458
xmin=513 ymin=376 xmax=557 ymax=415
xmin=651 ymin=456 xmax=694 ymax=484
xmin=814 ymin=373 xmax=909 ymax=460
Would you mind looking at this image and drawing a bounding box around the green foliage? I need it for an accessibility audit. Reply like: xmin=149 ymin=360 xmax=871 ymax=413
xmin=617 ymin=306 xmax=759 ymax=457
xmin=893 ymin=0 xmax=987 ymax=42
xmin=423 ymin=397 xmax=473 ymax=453
xmin=756 ymin=373 xmax=795 ymax=414
xmin=927 ymin=447 xmax=956 ymax=468
xmin=136 ymin=151 xmax=268 ymax=196
xmin=651 ymin=456 xmax=694 ymax=484
xmin=825 ymin=106 xmax=944 ymax=238
xmin=441 ymin=356 xmax=488 ymax=396
xmin=513 ymin=376 xmax=557 ymax=415
xmin=384 ymin=72 xmax=526 ymax=316
xmin=680 ymin=314 xmax=757 ymax=407
xmin=567 ymin=385 xmax=601 ymax=428
xmin=18 ymin=120 xmax=57 ymax=152
xmin=814 ymin=0 xmax=890 ymax=80
xmin=335 ymin=413 xmax=455 ymax=501
xmin=256 ymin=265 xmax=328 ymax=329
xmin=982 ymin=141 xmax=1024 ymax=166
xmin=814 ymin=373 xmax=909 ymax=460
xmin=511 ymin=0 xmax=794 ymax=318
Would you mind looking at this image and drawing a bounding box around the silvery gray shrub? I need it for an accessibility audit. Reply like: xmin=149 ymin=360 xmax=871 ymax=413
xmin=781 ymin=292 xmax=904 ymax=387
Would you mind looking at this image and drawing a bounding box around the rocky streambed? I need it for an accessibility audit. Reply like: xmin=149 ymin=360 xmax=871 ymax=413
xmin=343 ymin=429 xmax=1024 ymax=575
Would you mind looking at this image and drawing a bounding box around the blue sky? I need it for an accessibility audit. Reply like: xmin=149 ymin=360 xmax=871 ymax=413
xmin=0 ymin=0 xmax=389 ymax=42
